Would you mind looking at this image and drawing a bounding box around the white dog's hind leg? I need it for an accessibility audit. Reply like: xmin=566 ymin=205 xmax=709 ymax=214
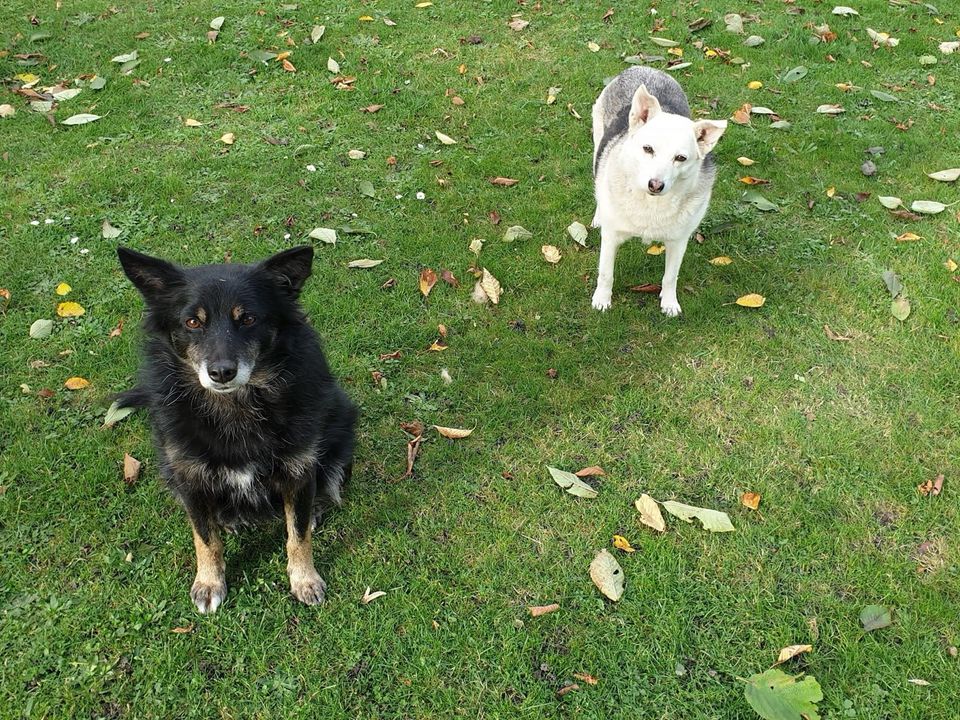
xmin=592 ymin=228 xmax=628 ymax=311
xmin=659 ymin=236 xmax=689 ymax=317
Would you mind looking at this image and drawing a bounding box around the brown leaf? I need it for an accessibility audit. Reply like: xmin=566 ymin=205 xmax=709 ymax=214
xmin=400 ymin=420 xmax=425 ymax=436
xmin=890 ymin=209 xmax=923 ymax=221
xmin=529 ymin=603 xmax=560 ymax=617
xmin=37 ymin=388 xmax=55 ymax=399
xmin=574 ymin=672 xmax=599 ymax=685
xmin=556 ymin=684 xmax=579 ymax=697
xmin=109 ymin=319 xmax=124 ymax=338
xmin=932 ymin=474 xmax=944 ymax=496
xmin=434 ymin=425 xmax=473 ymax=439
xmin=170 ymin=623 xmax=194 ymax=634
xmin=629 ymin=283 xmax=662 ymax=294
xmin=601 ymin=8 xmax=614 ymax=22
xmin=575 ymin=466 xmax=606 ymax=477
xmin=774 ymin=644 xmax=813 ymax=665
xmin=489 ymin=177 xmax=519 ymax=187
xmin=741 ymin=492 xmax=761 ymax=510
xmin=428 ymin=339 xmax=447 ymax=352
xmin=731 ymin=103 xmax=752 ymax=125
xmin=123 ymin=453 xmax=141 ymax=485
xmin=379 ymin=350 xmax=402 ymax=361
xmin=488 ymin=210 xmax=501 ymax=225
xmin=739 ymin=176 xmax=771 ymax=185
xmin=439 ymin=269 xmax=459 ymax=287
xmin=361 ymin=104 xmax=384 ymax=113
xmin=403 ymin=435 xmax=423 ymax=479
xmin=381 ymin=277 xmax=397 ymax=289
xmin=419 ymin=268 xmax=438 ymax=297
xmin=823 ymin=324 xmax=851 ymax=341
xmin=64 ymin=376 xmax=90 ymax=390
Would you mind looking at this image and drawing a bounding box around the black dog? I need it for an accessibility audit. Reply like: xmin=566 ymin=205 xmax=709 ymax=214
xmin=116 ymin=246 xmax=356 ymax=613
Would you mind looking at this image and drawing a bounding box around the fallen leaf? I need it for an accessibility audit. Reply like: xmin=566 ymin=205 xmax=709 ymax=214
xmin=529 ymin=603 xmax=560 ymax=617
xmin=634 ymin=494 xmax=666 ymax=532
xmin=895 ymin=232 xmax=922 ymax=243
xmin=860 ymin=604 xmax=892 ymax=631
xmin=731 ymin=103 xmax=752 ymax=125
xmin=710 ymin=256 xmax=733 ymax=266
xmin=480 ymin=268 xmax=501 ymax=304
xmin=556 ymin=684 xmax=579 ymax=698
xmin=541 ymin=245 xmax=561 ymax=264
xmin=740 ymin=176 xmax=770 ymax=185
xmin=308 ymin=227 xmax=337 ymax=244
xmin=57 ymin=301 xmax=85 ymax=317
xmin=61 ymin=113 xmax=101 ymax=125
xmin=209 ymin=16 xmax=224 ymax=30
xmin=219 ymin=132 xmax=235 ymax=144
xmin=587 ymin=41 xmax=600 ymax=53
xmin=547 ymin=466 xmax=598 ymax=498
xmin=573 ymin=672 xmax=598 ymax=685
xmin=110 ymin=51 xmax=138 ymax=63
xmin=183 ymin=118 xmax=203 ymax=127
xmin=0 ymin=104 xmax=15 ymax=118
xmin=866 ymin=28 xmax=899 ymax=47
xmin=649 ymin=36 xmax=680 ymax=47
xmin=546 ymin=86 xmax=561 ymax=105
xmin=507 ymin=18 xmax=529 ymax=32
xmin=327 ymin=57 xmax=340 ymax=73
xmin=29 ymin=319 xmax=53 ymax=339
xmin=782 ymin=66 xmax=808 ymax=82
xmin=567 ymin=221 xmax=588 ymax=246
xmin=612 ymin=535 xmax=635 ymax=553
xmin=348 ymin=258 xmax=384 ymax=269
xmin=832 ymin=6 xmax=859 ymax=15
xmin=775 ymin=644 xmax=813 ymax=665
xmin=434 ymin=425 xmax=472 ymax=439
xmin=589 ymin=549 xmax=624 ymax=601
xmin=932 ymin=474 xmax=944 ymax=496
xmin=469 ymin=238 xmax=484 ymax=255
xmin=170 ymin=624 xmax=194 ymax=634
xmin=735 ymin=293 xmax=766 ymax=308
xmin=737 ymin=157 xmax=755 ymax=166
xmin=741 ymin=492 xmax=761 ymax=510
xmin=881 ymin=270 xmax=902 ymax=298
xmin=816 ymin=104 xmax=845 ymax=115
xmin=878 ymin=196 xmax=902 ymax=209
xmin=64 ymin=376 xmax=90 ymax=390
xmin=744 ymin=669 xmax=823 ymax=720
xmin=311 ymin=25 xmax=325 ymax=43
xmin=945 ymin=259 xmax=958 ymax=273
xmin=574 ymin=466 xmax=605 ymax=477
xmin=435 ymin=130 xmax=457 ymax=145
xmin=823 ymin=324 xmax=852 ymax=341
xmin=282 ymin=59 xmax=296 ymax=72
xmin=419 ymin=268 xmax=438 ymax=297
xmin=743 ymin=190 xmax=778 ymax=211
xmin=661 ymin=500 xmax=735 ymax=532
xmin=123 ymin=452 xmax=141 ymax=484
xmin=489 ymin=177 xmax=519 ymax=187
xmin=402 ymin=434 xmax=423 ymax=479
xmin=361 ymin=104 xmax=384 ymax=113
xmin=928 ymin=168 xmax=960 ymax=182
xmin=503 ymin=225 xmax=532 ymax=242
xmin=361 ymin=587 xmax=386 ymax=604
xmin=348 ymin=149 xmax=366 ymax=160
xmin=647 ymin=244 xmax=665 ymax=255
xmin=440 ymin=269 xmax=458 ymax=287
xmin=911 ymin=200 xmax=945 ymax=215
xmin=908 ymin=678 xmax=931 ymax=687
xmin=103 ymin=400 xmax=135 ymax=428
xmin=51 ymin=88 xmax=82 ymax=102
xmin=55 ymin=282 xmax=71 ymax=296
xmin=630 ymin=283 xmax=662 ymax=293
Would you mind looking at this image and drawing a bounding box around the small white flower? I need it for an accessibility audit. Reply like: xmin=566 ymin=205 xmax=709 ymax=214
xmin=64 ymin=216 xmax=71 ymax=221
xmin=70 ymin=236 xmax=79 ymax=244
xmin=306 ymin=164 xmax=316 ymax=172
xmin=30 ymin=220 xmax=40 ymax=226
xmin=80 ymin=248 xmax=90 ymax=255
xmin=416 ymin=191 xmax=426 ymax=200
xmin=395 ymin=194 xmax=403 ymax=200
xmin=164 ymin=57 xmax=172 ymax=62
xmin=283 ymin=233 xmax=291 ymax=240
xmin=44 ymin=218 xmax=54 ymax=224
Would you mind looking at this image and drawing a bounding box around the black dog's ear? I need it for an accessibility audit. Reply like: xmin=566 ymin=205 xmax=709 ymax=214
xmin=259 ymin=246 xmax=314 ymax=297
xmin=117 ymin=247 xmax=184 ymax=303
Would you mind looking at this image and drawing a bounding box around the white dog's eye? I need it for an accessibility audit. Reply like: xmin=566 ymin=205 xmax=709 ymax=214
xmin=674 ymin=154 xmax=687 ymax=162
xmin=643 ymin=145 xmax=654 ymax=155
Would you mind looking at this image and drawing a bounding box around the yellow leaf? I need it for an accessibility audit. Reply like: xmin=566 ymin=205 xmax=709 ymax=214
xmin=612 ymin=535 xmax=636 ymax=553
xmin=705 ymin=49 xmax=718 ymax=58
xmin=415 ymin=1 xmax=433 ymax=7
xmin=219 ymin=132 xmax=235 ymax=144
xmin=359 ymin=15 xmax=373 ymax=21
xmin=433 ymin=425 xmax=473 ymax=439
xmin=419 ymin=267 xmax=438 ymax=297
xmin=541 ymin=245 xmax=562 ymax=264
xmin=55 ymin=282 xmax=72 ymax=296
xmin=275 ymin=51 xmax=291 ymax=61
xmin=668 ymin=47 xmax=683 ymax=57
xmin=184 ymin=118 xmax=203 ymax=127
xmin=647 ymin=244 xmax=665 ymax=255
xmin=826 ymin=186 xmax=836 ymax=198
xmin=895 ymin=232 xmax=922 ymax=242
xmin=775 ymin=644 xmax=813 ymax=665
xmin=15 ymin=72 xmax=40 ymax=86
xmin=634 ymin=494 xmax=666 ymax=532
xmin=64 ymin=376 xmax=90 ymax=390
xmin=710 ymin=256 xmax=733 ymax=266
xmin=741 ymin=492 xmax=761 ymax=510
xmin=747 ymin=80 xmax=763 ymax=89
xmin=57 ymin=301 xmax=85 ymax=317
xmin=737 ymin=156 xmax=755 ymax=166
xmin=739 ymin=176 xmax=767 ymax=185
xmin=945 ymin=258 xmax=958 ymax=272
xmin=735 ymin=293 xmax=766 ymax=308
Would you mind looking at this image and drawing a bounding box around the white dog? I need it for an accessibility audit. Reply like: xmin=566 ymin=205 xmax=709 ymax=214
xmin=591 ymin=66 xmax=727 ymax=316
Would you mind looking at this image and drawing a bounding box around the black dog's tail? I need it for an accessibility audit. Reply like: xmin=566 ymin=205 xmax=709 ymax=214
xmin=113 ymin=385 xmax=152 ymax=409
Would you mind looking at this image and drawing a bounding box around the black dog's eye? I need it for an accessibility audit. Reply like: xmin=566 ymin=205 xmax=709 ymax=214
xmin=185 ymin=317 xmax=202 ymax=330
xmin=240 ymin=314 xmax=256 ymax=327
xmin=643 ymin=145 xmax=655 ymax=155
xmin=674 ymin=154 xmax=688 ymax=162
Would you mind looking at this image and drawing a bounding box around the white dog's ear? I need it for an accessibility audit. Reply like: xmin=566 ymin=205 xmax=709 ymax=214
xmin=692 ymin=119 xmax=727 ymax=156
xmin=629 ymin=84 xmax=661 ymax=128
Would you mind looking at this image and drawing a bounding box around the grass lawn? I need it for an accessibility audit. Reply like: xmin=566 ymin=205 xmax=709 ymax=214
xmin=2 ymin=0 xmax=959 ymax=717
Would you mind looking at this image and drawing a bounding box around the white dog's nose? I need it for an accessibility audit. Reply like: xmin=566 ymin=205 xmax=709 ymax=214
xmin=648 ymin=178 xmax=665 ymax=194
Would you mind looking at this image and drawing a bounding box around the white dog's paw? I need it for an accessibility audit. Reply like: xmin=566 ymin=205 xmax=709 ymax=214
xmin=191 ymin=577 xmax=227 ymax=614
xmin=660 ymin=298 xmax=683 ymax=317
xmin=591 ymin=288 xmax=612 ymax=312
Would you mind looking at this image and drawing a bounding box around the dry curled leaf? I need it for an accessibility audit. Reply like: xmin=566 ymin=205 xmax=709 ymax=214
xmin=741 ymin=492 xmax=761 ymax=510
xmin=219 ymin=132 xmax=235 ymax=144
xmin=64 ymin=376 xmax=90 ymax=390
xmin=635 ymin=494 xmax=666 ymax=532
xmin=419 ymin=268 xmax=438 ymax=297
xmin=630 ymin=283 xmax=662 ymax=293
xmin=348 ymin=258 xmax=384 ymax=269
xmin=361 ymin=587 xmax=387 ymax=604
xmin=541 ymin=245 xmax=561 ymax=264
xmin=479 ymin=268 xmax=501 ymax=304
xmin=710 ymin=256 xmax=733 ymax=266
xmin=529 ymin=603 xmax=560 ymax=617
xmin=489 ymin=177 xmax=519 ymax=187
xmin=823 ymin=324 xmax=852 ymax=341
xmin=775 ymin=644 xmax=813 ymax=665
xmin=433 ymin=425 xmax=473 ymax=439
xmin=612 ymin=535 xmax=635 ymax=553
xmin=574 ymin=672 xmax=599 ymax=685
xmin=574 ymin=466 xmax=605 ymax=477
xmin=123 ymin=452 xmax=141 ymax=484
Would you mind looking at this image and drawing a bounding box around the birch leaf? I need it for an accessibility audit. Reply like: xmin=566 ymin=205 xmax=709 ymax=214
xmin=348 ymin=258 xmax=384 ymax=268
xmin=434 ymin=425 xmax=473 ymax=439
xmin=547 ymin=466 xmax=598 ymax=498
xmin=927 ymin=168 xmax=960 ymax=182
xmin=308 ymin=227 xmax=337 ymax=244
xmin=567 ymin=221 xmax=588 ymax=246
xmin=30 ymin=319 xmax=53 ymax=339
xmin=634 ymin=494 xmax=666 ymax=532
xmin=61 ymin=113 xmax=101 ymax=125
xmin=878 ymin=196 xmax=902 ymax=209
xmin=589 ymin=549 xmax=624 ymax=601
xmin=910 ymin=200 xmax=945 ymax=214
xmin=661 ymin=501 xmax=735 ymax=532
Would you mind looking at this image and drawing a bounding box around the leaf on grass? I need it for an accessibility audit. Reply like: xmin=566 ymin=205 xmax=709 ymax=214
xmin=878 ymin=196 xmax=902 ymax=209
xmin=895 ymin=232 xmax=922 ymax=243
xmin=183 ymin=118 xmax=203 ymax=127
xmin=111 ymin=51 xmax=138 ymax=63
xmin=309 ymin=227 xmax=337 ymax=244
xmin=57 ymin=301 xmax=85 ymax=317
xmin=870 ymin=90 xmax=897 ymax=102
xmin=860 ymin=604 xmax=892 ymax=631
xmin=348 ymin=258 xmax=384 ymax=268
xmin=782 ymin=66 xmax=808 ymax=83
xmin=61 ymin=113 xmax=101 ymax=125
xmin=647 ymin=244 xmax=665 ymax=255
xmin=735 ymin=293 xmax=766 ymax=308
xmin=541 ymin=245 xmax=561 ymax=264
xmin=327 ymin=57 xmax=340 ymax=73
xmin=743 ymin=190 xmax=778 ymax=211
xmin=359 ymin=180 xmax=375 ymax=198
xmin=661 ymin=501 xmax=735 ymax=532
xmin=469 ymin=238 xmax=484 ymax=255
xmin=64 ymin=376 xmax=90 ymax=390
xmin=928 ymin=168 xmax=960 ymax=182
xmin=911 ymin=200 xmax=946 ymax=214
xmin=348 ymin=149 xmax=366 ymax=159
xmin=503 ymin=225 xmax=532 ymax=242
xmin=548 ymin=466 xmax=598 ymax=498
xmin=741 ymin=492 xmax=761 ymax=510
xmin=589 ymin=549 xmax=624 ymax=601
xmin=123 ymin=452 xmax=141 ymax=484
xmin=248 ymin=50 xmax=277 ymax=63
xmin=529 ymin=603 xmax=559 ymax=617
xmin=832 ymin=6 xmax=859 ymax=15
xmin=170 ymin=624 xmax=194 ymax=634
xmin=649 ymin=37 xmax=680 ymax=48
xmin=710 ymin=256 xmax=733 ymax=266
xmin=101 ymin=219 xmax=121 ymax=239
xmin=489 ymin=177 xmax=519 ymax=187
xmin=507 ymin=18 xmax=529 ymax=31
xmin=104 ymin=400 xmax=135 ymax=428
xmin=740 ymin=176 xmax=770 ymax=185
xmin=567 ymin=221 xmax=588 ymax=246
xmin=51 ymin=88 xmax=82 ymax=101
xmin=881 ymin=270 xmax=902 ymax=298
xmin=30 ymin=319 xmax=53 ymax=339
xmin=419 ymin=268 xmax=438 ymax=297
xmin=219 ymin=132 xmax=235 ymax=144
xmin=634 ymin=494 xmax=666 ymax=532
xmin=743 ymin=669 xmax=823 ymax=720
xmin=775 ymin=644 xmax=813 ymax=665
xmin=311 ymin=25 xmax=325 ymax=43
xmin=55 ymin=282 xmax=71 ymax=296
xmin=587 ymin=41 xmax=600 ymax=52
xmin=891 ymin=296 xmax=910 ymax=321
xmin=479 ymin=268 xmax=501 ymax=304
xmin=630 ymin=283 xmax=661 ymax=293
xmin=612 ymin=535 xmax=635 ymax=553
xmin=574 ymin=672 xmax=599 ymax=685
xmin=361 ymin=587 xmax=386 ymax=604
xmin=823 ymin=324 xmax=852 ymax=341
xmin=435 ymin=130 xmax=457 ymax=145
xmin=209 ymin=16 xmax=225 ymax=30
xmin=866 ymin=28 xmax=898 ymax=47
xmin=816 ymin=104 xmax=845 ymax=115
xmin=908 ymin=678 xmax=930 ymax=686
xmin=731 ymin=103 xmax=752 ymax=125
xmin=0 ymin=104 xmax=15 ymax=119
xmin=743 ymin=35 xmax=765 ymax=47
xmin=945 ymin=258 xmax=958 ymax=273
xmin=737 ymin=157 xmax=755 ymax=166
xmin=575 ymin=466 xmax=605 ymax=477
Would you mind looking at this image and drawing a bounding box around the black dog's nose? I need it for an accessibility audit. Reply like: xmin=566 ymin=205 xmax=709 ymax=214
xmin=648 ymin=178 xmax=665 ymax=194
xmin=208 ymin=361 xmax=237 ymax=383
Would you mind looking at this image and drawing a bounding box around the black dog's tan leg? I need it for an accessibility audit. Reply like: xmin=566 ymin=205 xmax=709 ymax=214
xmin=284 ymin=481 xmax=326 ymax=605
xmin=189 ymin=516 xmax=227 ymax=614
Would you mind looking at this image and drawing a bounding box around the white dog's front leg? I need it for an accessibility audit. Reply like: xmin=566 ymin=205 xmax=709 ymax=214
xmin=660 ymin=237 xmax=689 ymax=317
xmin=592 ymin=228 xmax=628 ymax=311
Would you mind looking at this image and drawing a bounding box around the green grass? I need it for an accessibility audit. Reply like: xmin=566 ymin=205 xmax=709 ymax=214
xmin=1 ymin=0 xmax=959 ymax=717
